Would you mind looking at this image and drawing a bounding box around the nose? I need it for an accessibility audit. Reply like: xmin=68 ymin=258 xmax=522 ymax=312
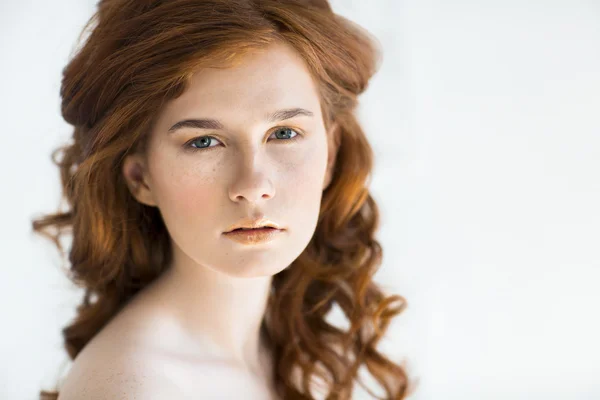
xmin=228 ymin=156 xmax=276 ymax=203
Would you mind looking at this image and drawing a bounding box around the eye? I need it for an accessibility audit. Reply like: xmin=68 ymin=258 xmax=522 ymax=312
xmin=269 ymin=127 xmax=300 ymax=141
xmin=184 ymin=127 xmax=302 ymax=152
xmin=186 ymin=136 xmax=221 ymax=151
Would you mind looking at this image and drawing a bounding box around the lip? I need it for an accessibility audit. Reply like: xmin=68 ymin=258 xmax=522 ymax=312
xmin=223 ymin=227 xmax=284 ymax=245
xmin=224 ymin=217 xmax=281 ymax=233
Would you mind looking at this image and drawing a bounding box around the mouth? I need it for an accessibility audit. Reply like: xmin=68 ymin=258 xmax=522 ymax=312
xmin=223 ymin=226 xmax=284 ymax=244
xmin=226 ymin=227 xmax=280 ymax=233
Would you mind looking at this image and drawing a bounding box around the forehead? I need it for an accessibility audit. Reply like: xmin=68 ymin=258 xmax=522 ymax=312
xmin=159 ymin=42 xmax=322 ymax=124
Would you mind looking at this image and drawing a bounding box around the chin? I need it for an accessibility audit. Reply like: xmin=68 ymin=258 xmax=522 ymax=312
xmin=221 ymin=263 xmax=286 ymax=278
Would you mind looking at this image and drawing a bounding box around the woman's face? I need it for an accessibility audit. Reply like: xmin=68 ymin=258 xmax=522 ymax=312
xmin=123 ymin=41 xmax=339 ymax=278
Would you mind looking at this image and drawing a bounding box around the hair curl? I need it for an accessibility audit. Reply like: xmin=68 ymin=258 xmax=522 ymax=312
xmin=34 ymin=0 xmax=416 ymax=398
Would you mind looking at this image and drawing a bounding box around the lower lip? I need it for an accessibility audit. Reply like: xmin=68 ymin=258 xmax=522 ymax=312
xmin=223 ymin=228 xmax=284 ymax=245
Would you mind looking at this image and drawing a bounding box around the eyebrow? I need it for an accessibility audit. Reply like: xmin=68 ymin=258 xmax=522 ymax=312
xmin=167 ymin=107 xmax=314 ymax=134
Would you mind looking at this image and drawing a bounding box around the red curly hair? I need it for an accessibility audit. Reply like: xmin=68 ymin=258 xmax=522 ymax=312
xmin=34 ymin=0 xmax=416 ymax=398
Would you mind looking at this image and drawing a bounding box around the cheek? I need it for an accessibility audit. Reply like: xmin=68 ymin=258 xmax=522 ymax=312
xmin=169 ymin=173 xmax=215 ymax=211
xmin=286 ymin=145 xmax=327 ymax=191
xmin=149 ymin=153 xmax=221 ymax=225
xmin=279 ymin=139 xmax=328 ymax=219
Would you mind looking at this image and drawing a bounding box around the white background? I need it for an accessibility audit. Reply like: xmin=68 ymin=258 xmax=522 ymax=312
xmin=1 ymin=0 xmax=598 ymax=399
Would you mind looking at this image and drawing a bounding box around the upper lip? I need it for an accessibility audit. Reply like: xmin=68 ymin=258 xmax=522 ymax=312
xmin=224 ymin=217 xmax=282 ymax=233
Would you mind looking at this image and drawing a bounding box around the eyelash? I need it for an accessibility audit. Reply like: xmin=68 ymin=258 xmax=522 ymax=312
xmin=183 ymin=126 xmax=303 ymax=152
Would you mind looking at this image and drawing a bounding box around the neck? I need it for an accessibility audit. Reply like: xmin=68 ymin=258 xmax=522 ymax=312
xmin=144 ymin=245 xmax=274 ymax=375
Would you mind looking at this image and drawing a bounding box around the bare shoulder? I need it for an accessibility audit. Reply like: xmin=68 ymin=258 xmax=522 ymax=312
xmin=58 ymin=342 xmax=273 ymax=400
xmin=57 ymin=306 xmax=276 ymax=399
xmin=57 ymin=339 xmax=178 ymax=399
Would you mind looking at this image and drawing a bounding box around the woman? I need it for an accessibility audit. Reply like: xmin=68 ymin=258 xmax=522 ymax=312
xmin=34 ymin=0 xmax=415 ymax=398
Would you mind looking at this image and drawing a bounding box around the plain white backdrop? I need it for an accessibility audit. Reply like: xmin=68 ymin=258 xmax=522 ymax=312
xmin=1 ymin=0 xmax=599 ymax=399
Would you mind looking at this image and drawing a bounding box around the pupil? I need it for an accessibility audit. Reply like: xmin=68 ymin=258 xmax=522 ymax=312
xmin=193 ymin=137 xmax=210 ymax=148
xmin=276 ymin=128 xmax=291 ymax=139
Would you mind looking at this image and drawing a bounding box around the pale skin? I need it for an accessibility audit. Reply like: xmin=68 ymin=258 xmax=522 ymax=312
xmin=57 ymin=41 xmax=340 ymax=399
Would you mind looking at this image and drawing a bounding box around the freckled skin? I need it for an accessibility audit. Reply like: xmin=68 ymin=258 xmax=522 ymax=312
xmin=137 ymin=42 xmax=332 ymax=279
xmin=91 ymin=40 xmax=341 ymax=398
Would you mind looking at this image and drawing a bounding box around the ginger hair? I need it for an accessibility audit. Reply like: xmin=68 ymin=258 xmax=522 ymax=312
xmin=34 ymin=0 xmax=415 ymax=398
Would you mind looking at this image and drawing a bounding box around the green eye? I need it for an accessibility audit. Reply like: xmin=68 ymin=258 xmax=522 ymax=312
xmin=188 ymin=136 xmax=217 ymax=150
xmin=184 ymin=127 xmax=302 ymax=152
xmin=271 ymin=127 xmax=298 ymax=140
